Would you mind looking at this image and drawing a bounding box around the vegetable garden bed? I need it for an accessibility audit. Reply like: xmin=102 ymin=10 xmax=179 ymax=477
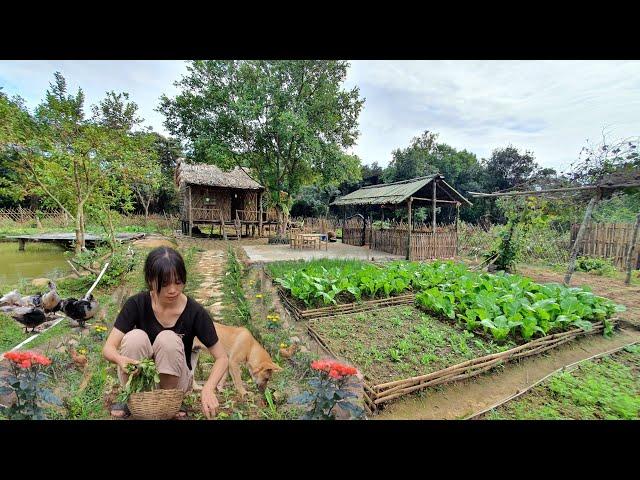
xmin=306 ymin=305 xmax=618 ymax=413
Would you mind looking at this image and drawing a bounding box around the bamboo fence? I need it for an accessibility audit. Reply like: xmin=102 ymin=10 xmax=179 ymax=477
xmin=310 ymin=317 xmax=614 ymax=414
xmin=276 ymin=285 xmax=415 ymax=322
xmin=571 ymin=222 xmax=640 ymax=269
xmin=0 ymin=208 xmax=69 ymax=224
xmin=289 ymin=216 xmax=341 ymax=235
xmin=370 ymin=221 xmax=457 ymax=260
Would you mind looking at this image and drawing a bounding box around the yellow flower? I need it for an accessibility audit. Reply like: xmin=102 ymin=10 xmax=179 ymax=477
xmin=255 ymin=294 xmax=263 ymax=298
xmin=78 ymin=348 xmax=88 ymax=355
xmin=279 ymin=343 xmax=288 ymax=348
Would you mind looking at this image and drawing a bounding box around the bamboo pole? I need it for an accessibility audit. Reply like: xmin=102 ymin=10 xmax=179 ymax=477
xmin=564 ymin=192 xmax=600 ymax=285
xmin=625 ymin=213 xmax=640 ymax=285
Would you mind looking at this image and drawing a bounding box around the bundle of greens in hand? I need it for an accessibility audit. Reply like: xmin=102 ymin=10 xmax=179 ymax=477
xmin=117 ymin=358 xmax=160 ymax=403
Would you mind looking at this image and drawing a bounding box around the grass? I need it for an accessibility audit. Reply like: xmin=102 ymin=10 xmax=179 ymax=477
xmin=309 ymin=305 xmax=515 ymax=384
xmin=486 ymin=345 xmax=640 ymax=420
xmin=0 ymin=313 xmax=26 ymax=352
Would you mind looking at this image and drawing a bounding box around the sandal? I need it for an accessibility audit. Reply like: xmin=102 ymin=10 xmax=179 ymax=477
xmin=174 ymin=403 xmax=188 ymax=419
xmin=110 ymin=402 xmax=131 ymax=419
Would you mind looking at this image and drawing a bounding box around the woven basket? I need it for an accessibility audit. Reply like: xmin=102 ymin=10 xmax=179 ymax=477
xmin=127 ymin=389 xmax=184 ymax=420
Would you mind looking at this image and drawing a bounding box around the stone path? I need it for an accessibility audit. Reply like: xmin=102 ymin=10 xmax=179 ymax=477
xmin=192 ymin=248 xmax=226 ymax=319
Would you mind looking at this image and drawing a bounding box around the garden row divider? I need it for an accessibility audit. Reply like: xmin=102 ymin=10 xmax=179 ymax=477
xmin=275 ymin=285 xmax=415 ymax=322
xmin=464 ymin=337 xmax=638 ymax=420
xmin=369 ymin=321 xmax=611 ymax=408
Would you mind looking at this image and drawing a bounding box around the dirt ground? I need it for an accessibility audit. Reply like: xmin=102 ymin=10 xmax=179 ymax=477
xmin=242 ymin=241 xmax=404 ymax=264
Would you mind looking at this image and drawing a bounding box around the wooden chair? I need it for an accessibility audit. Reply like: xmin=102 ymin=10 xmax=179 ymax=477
xmin=289 ymin=228 xmax=302 ymax=249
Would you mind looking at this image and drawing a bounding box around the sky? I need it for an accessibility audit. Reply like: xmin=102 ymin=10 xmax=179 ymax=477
xmin=1 ymin=60 xmax=639 ymax=174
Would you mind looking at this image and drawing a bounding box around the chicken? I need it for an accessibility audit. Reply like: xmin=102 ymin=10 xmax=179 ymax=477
xmin=279 ymin=344 xmax=298 ymax=359
xmin=0 ymin=290 xmax=22 ymax=306
xmin=41 ymin=281 xmax=61 ymax=313
xmin=60 ymin=294 xmax=99 ymax=328
xmin=69 ymin=347 xmax=88 ymax=369
xmin=20 ymin=293 xmax=43 ymax=308
xmin=2 ymin=306 xmax=47 ymax=333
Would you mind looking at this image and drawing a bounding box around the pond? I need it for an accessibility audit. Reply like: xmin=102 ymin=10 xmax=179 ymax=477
xmin=0 ymin=241 xmax=70 ymax=286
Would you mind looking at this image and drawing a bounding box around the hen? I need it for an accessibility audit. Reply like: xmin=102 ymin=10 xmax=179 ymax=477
xmin=69 ymin=347 xmax=88 ymax=368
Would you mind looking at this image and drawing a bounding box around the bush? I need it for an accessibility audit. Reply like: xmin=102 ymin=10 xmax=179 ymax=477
xmin=575 ymin=256 xmax=617 ymax=276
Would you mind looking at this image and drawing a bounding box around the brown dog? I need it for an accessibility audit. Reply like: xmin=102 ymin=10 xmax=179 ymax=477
xmin=193 ymin=322 xmax=282 ymax=398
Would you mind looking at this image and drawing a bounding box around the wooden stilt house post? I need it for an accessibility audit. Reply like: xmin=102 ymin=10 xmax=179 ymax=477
xmin=258 ymin=191 xmax=263 ymax=237
xmin=188 ymin=185 xmax=193 ymax=237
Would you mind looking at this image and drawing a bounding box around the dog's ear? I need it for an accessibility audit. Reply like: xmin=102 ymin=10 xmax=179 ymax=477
xmin=265 ymin=361 xmax=283 ymax=373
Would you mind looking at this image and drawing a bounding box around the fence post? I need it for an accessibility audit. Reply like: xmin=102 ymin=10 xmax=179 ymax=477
xmin=564 ymin=191 xmax=600 ymax=285
xmin=624 ymin=213 xmax=640 ymax=285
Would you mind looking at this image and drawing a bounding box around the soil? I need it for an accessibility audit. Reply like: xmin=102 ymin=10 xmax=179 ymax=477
xmin=308 ymin=305 xmax=513 ymax=384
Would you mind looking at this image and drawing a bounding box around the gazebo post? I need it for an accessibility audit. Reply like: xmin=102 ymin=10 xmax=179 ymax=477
xmin=432 ymin=178 xmax=437 ymax=232
xmin=455 ymin=202 xmax=460 ymax=257
xmin=406 ymin=197 xmax=413 ymax=260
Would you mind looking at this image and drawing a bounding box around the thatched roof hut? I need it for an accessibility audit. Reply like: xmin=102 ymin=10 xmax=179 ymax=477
xmin=174 ymin=159 xmax=267 ymax=236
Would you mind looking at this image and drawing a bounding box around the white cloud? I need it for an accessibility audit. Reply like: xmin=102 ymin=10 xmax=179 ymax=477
xmin=344 ymin=60 xmax=640 ymax=171
xmin=2 ymin=60 xmax=639 ymax=175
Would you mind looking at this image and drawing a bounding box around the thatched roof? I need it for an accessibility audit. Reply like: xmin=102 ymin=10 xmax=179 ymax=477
xmin=331 ymin=175 xmax=472 ymax=207
xmin=175 ymin=160 xmax=264 ymax=190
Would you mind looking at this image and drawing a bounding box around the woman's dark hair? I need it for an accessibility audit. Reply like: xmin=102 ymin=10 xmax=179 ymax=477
xmin=144 ymin=247 xmax=187 ymax=293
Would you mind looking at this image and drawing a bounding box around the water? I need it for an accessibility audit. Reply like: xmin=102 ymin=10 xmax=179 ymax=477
xmin=0 ymin=241 xmax=70 ymax=286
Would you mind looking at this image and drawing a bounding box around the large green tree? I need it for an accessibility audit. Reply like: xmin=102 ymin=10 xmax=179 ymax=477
xmin=3 ymin=73 xmax=159 ymax=253
xmin=158 ymin=60 xmax=364 ymax=231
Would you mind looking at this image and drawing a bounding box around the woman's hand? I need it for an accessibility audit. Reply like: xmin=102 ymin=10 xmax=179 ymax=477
xmin=201 ymin=386 xmax=219 ymax=419
xmin=117 ymin=355 xmax=139 ymax=371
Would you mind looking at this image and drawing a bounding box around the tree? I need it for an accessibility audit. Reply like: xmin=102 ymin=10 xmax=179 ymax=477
xmin=384 ymin=131 xmax=439 ymax=183
xmin=0 ymin=90 xmax=36 ymax=206
xmin=482 ymin=145 xmax=540 ymax=193
xmin=158 ymin=60 xmax=365 ymax=233
xmin=149 ymin=132 xmax=183 ymax=214
xmin=291 ymin=184 xmax=342 ymax=217
xmin=5 ymin=73 xmax=155 ymax=253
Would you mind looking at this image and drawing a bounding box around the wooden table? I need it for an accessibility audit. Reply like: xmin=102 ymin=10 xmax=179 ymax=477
xmin=293 ymin=233 xmax=328 ymax=250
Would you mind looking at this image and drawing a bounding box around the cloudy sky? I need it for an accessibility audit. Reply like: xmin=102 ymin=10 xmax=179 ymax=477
xmin=1 ymin=60 xmax=638 ymax=174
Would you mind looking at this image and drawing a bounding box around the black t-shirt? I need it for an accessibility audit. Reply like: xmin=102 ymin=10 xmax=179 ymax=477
xmin=114 ymin=291 xmax=218 ymax=370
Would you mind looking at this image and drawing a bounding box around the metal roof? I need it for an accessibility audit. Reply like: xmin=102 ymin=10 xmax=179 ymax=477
xmin=331 ymin=174 xmax=472 ymax=206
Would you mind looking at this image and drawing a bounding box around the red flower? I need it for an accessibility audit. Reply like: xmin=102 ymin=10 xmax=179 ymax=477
xmin=4 ymin=352 xmax=21 ymax=362
xmin=311 ymin=359 xmax=358 ymax=379
xmin=4 ymin=351 xmax=52 ymax=367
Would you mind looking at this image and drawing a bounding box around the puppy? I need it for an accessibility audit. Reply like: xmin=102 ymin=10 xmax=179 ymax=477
xmin=193 ymin=322 xmax=282 ymax=398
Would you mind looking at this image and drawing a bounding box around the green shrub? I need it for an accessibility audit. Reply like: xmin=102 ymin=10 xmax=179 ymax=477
xmin=575 ymin=256 xmax=617 ymax=276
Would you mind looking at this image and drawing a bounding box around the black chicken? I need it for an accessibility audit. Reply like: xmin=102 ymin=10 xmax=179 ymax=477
xmin=60 ymin=294 xmax=99 ymax=328
xmin=3 ymin=306 xmax=47 ymax=333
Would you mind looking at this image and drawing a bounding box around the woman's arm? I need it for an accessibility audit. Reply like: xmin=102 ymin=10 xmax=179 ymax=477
xmin=102 ymin=328 xmax=139 ymax=371
xmin=200 ymin=341 xmax=228 ymax=419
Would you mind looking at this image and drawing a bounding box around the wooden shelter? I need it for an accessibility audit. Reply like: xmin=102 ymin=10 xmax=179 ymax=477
xmin=331 ymin=174 xmax=472 ymax=260
xmin=175 ymin=159 xmax=275 ymax=237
